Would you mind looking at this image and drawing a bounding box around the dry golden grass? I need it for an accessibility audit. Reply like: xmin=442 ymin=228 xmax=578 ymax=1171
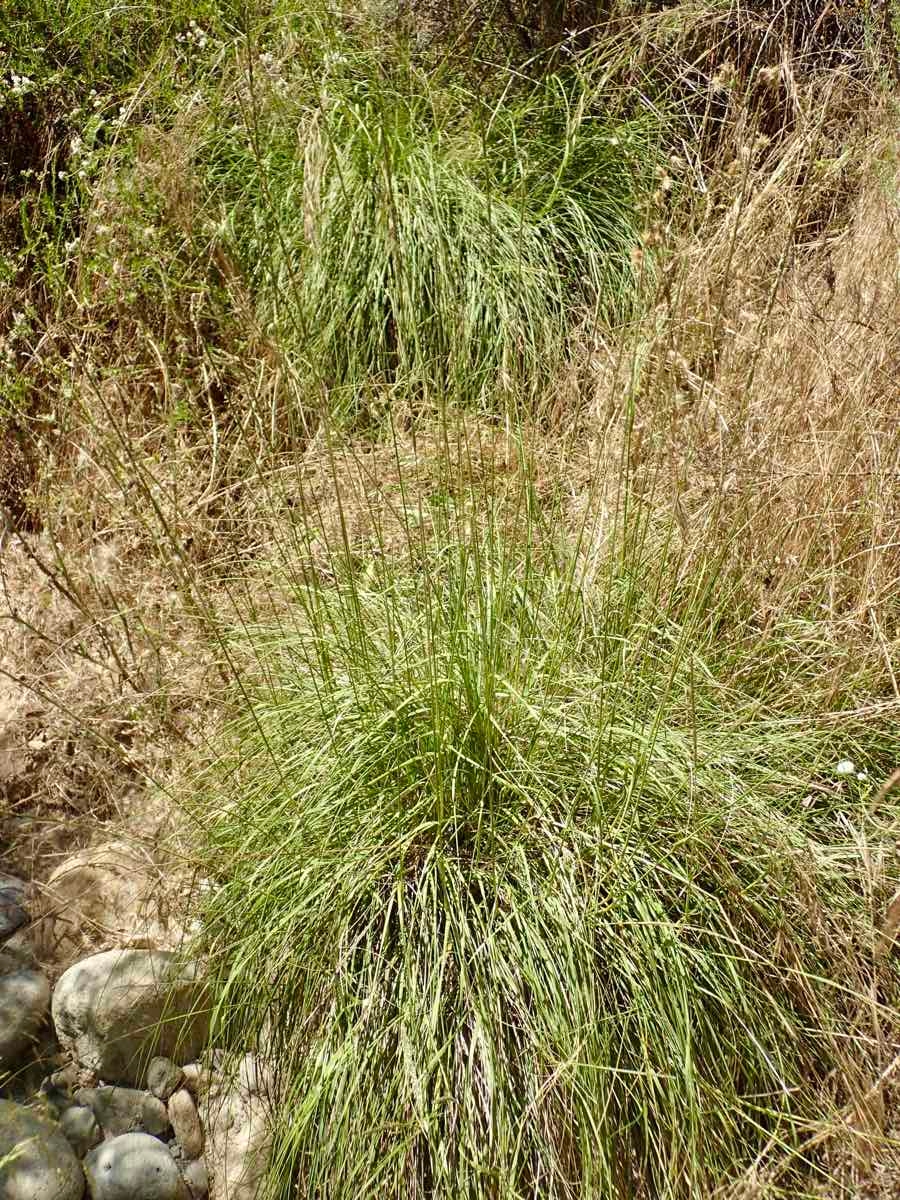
xmin=564 ymin=112 xmax=900 ymax=643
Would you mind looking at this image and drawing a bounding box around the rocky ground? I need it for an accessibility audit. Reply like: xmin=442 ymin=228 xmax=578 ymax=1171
xmin=0 ymin=870 xmax=271 ymax=1200
xmin=0 ymin=528 xmax=271 ymax=1200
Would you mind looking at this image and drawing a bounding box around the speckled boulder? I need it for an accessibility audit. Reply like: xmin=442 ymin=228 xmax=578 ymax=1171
xmin=52 ymin=951 xmax=208 ymax=1086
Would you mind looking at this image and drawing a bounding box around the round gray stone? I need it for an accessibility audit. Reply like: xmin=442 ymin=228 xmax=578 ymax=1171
xmin=60 ymin=1105 xmax=102 ymax=1159
xmin=0 ymin=1099 xmax=85 ymax=1200
xmin=83 ymin=1132 xmax=187 ymax=1200
xmin=52 ymin=951 xmax=208 ymax=1086
xmin=0 ymin=874 xmax=28 ymax=945
xmin=73 ymin=1087 xmax=170 ymax=1140
xmin=146 ymin=1057 xmax=183 ymax=1102
xmin=0 ymin=968 xmax=50 ymax=1070
xmin=181 ymin=1157 xmax=208 ymax=1199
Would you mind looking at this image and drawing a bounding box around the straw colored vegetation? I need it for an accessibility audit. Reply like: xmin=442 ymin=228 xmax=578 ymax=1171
xmin=1 ymin=0 xmax=899 ymax=1196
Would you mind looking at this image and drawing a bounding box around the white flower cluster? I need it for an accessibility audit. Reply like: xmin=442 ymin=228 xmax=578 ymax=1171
xmin=835 ymin=759 xmax=868 ymax=781
xmin=60 ymin=128 xmax=91 ymax=183
xmin=257 ymin=50 xmax=289 ymax=97
xmin=1 ymin=72 xmax=35 ymax=107
xmin=176 ymin=19 xmax=210 ymax=50
xmin=59 ymin=104 xmax=112 ymax=189
xmin=0 ymin=308 xmax=33 ymax=370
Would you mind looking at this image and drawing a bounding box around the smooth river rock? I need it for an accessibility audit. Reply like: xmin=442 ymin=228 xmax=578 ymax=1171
xmin=74 ymin=1086 xmax=170 ymax=1139
xmin=0 ymin=964 xmax=51 ymax=1070
xmin=37 ymin=843 xmax=181 ymax=967
xmin=167 ymin=1087 xmax=203 ymax=1159
xmin=60 ymin=1104 xmax=103 ymax=1158
xmin=0 ymin=1099 xmax=85 ymax=1200
xmin=52 ymin=950 xmax=209 ymax=1086
xmin=83 ymin=1132 xmax=188 ymax=1200
xmin=146 ymin=1056 xmax=183 ymax=1102
xmin=181 ymin=1156 xmax=208 ymax=1198
xmin=0 ymin=874 xmax=29 ymax=945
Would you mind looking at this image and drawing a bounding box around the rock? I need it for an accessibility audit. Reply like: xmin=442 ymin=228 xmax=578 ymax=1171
xmin=83 ymin=1132 xmax=188 ymax=1200
xmin=52 ymin=950 xmax=209 ymax=1085
xmin=39 ymin=1079 xmax=76 ymax=1120
xmin=167 ymin=1088 xmax=203 ymax=1160
xmin=0 ymin=874 xmax=29 ymax=945
xmin=181 ymin=1157 xmax=209 ymax=1199
xmin=0 ymin=1098 xmax=85 ymax=1200
xmin=51 ymin=1062 xmax=82 ymax=1092
xmin=0 ymin=964 xmax=50 ymax=1070
xmin=203 ymin=1067 xmax=271 ymax=1200
xmin=74 ymin=1087 xmax=170 ymax=1139
xmin=141 ymin=1094 xmax=171 ymax=1137
xmin=60 ymin=1105 xmax=103 ymax=1158
xmin=0 ymin=873 xmax=27 ymax=902
xmin=237 ymin=1054 xmax=270 ymax=1098
xmin=37 ymin=842 xmax=182 ymax=968
xmin=179 ymin=1063 xmax=204 ymax=1098
xmin=147 ymin=1056 xmax=183 ymax=1102
xmin=0 ymin=938 xmax=36 ymax=974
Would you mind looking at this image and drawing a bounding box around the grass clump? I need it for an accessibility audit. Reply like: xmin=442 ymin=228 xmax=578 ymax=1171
xmin=203 ymin=38 xmax=656 ymax=418
xmin=195 ymin=524 xmax=894 ymax=1199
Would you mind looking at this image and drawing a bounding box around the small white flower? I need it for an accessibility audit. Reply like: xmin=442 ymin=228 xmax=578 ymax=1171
xmin=835 ymin=759 xmax=856 ymax=776
xmin=857 ymin=771 xmax=868 ymax=782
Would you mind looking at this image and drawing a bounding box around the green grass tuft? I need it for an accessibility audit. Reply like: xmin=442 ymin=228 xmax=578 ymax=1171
xmin=202 ymin=39 xmax=657 ymax=418
xmin=195 ymin=526 xmax=892 ymax=1199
